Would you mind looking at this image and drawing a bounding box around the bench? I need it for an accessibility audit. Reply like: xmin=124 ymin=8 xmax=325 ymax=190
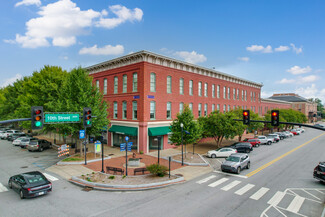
xmin=134 ymin=167 xmax=148 ymax=175
xmin=106 ymin=166 xmax=124 ymax=175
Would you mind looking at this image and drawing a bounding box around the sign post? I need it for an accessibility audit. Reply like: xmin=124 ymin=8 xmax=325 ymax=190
xmin=125 ymin=136 xmax=129 ymax=176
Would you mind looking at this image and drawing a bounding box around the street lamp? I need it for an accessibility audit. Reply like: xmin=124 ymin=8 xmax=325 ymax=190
xmin=180 ymin=123 xmax=184 ymax=166
xmin=157 ymin=136 xmax=162 ymax=165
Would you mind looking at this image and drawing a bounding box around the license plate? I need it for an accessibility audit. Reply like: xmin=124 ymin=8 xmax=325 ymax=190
xmin=38 ymin=192 xmax=44 ymax=195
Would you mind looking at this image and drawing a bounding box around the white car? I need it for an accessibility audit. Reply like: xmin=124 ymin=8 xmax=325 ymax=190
xmin=297 ymin=128 xmax=305 ymax=133
xmin=12 ymin=137 xmax=29 ymax=146
xmin=0 ymin=131 xmax=6 ymax=139
xmin=283 ymin=131 xmax=293 ymax=137
xmin=257 ymin=136 xmax=273 ymax=145
xmin=1 ymin=130 xmax=21 ymax=140
xmin=207 ymin=147 xmax=237 ymax=158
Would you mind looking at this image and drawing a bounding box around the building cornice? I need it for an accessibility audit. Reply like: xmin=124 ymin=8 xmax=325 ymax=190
xmin=85 ymin=50 xmax=263 ymax=89
xmin=261 ymin=98 xmax=292 ymax=104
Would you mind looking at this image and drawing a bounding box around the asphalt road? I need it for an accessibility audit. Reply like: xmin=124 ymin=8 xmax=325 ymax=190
xmin=0 ymin=127 xmax=324 ymax=217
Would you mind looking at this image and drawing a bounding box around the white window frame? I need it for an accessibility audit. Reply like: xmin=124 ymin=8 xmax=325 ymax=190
xmin=133 ymin=73 xmax=138 ymax=92
xmin=150 ymin=73 xmax=156 ymax=92
xmin=123 ymin=75 xmax=127 ymax=93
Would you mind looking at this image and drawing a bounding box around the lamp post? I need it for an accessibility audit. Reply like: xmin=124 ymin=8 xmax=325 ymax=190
xmin=180 ymin=123 xmax=184 ymax=166
xmin=157 ymin=136 xmax=161 ymax=165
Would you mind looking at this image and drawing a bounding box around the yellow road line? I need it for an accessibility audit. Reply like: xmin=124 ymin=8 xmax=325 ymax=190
xmin=246 ymin=132 xmax=325 ymax=178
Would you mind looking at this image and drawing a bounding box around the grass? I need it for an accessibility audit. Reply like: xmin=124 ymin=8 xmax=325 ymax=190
xmin=62 ymin=157 xmax=83 ymax=162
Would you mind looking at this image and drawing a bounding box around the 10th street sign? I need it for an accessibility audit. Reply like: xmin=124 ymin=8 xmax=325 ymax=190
xmin=45 ymin=113 xmax=80 ymax=123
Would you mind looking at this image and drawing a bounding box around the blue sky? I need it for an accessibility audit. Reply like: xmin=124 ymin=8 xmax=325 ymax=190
xmin=1 ymin=0 xmax=325 ymax=103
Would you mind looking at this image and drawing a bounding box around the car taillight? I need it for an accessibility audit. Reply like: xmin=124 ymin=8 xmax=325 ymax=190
xmin=27 ymin=188 xmax=31 ymax=192
xmin=235 ymin=150 xmax=237 ymax=153
xmin=37 ymin=145 xmax=39 ymax=147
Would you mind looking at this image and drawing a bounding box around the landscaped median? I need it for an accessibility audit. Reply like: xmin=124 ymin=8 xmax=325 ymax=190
xmin=57 ymin=153 xmax=111 ymax=165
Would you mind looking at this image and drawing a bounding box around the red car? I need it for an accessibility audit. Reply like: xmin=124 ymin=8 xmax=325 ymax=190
xmin=243 ymin=138 xmax=261 ymax=147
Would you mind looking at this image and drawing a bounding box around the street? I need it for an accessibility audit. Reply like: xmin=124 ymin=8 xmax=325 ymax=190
xmin=0 ymin=128 xmax=324 ymax=217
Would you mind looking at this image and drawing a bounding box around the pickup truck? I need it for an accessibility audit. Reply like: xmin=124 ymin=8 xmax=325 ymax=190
xmin=257 ymin=135 xmax=273 ymax=145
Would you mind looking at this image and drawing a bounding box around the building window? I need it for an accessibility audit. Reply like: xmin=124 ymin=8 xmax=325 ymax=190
xmin=223 ymin=104 xmax=226 ymax=113
xmin=228 ymin=105 xmax=231 ymax=111
xmin=223 ymin=86 xmax=226 ymax=99
xmin=204 ymin=103 xmax=208 ymax=116
xmin=150 ymin=73 xmax=156 ymax=92
xmin=228 ymin=87 xmax=230 ymax=99
xmin=189 ymin=103 xmax=193 ymax=111
xmin=150 ymin=101 xmax=156 ymax=120
xmin=204 ymin=83 xmax=208 ymax=97
xmin=114 ymin=76 xmax=118 ymax=94
xmin=245 ymin=90 xmax=247 ymax=101
xmin=233 ymin=105 xmax=236 ymax=110
xmin=212 ymin=84 xmax=215 ymax=98
xmin=237 ymin=89 xmax=239 ymax=100
xmin=113 ymin=102 xmax=117 ymax=119
xmin=122 ymin=101 xmax=127 ymax=119
xmin=253 ymin=92 xmax=256 ymax=102
xmin=212 ymin=104 xmax=215 ymax=112
xmin=133 ymin=73 xmax=138 ymax=92
xmin=250 ymin=92 xmax=252 ymax=102
xmin=198 ymin=103 xmax=202 ymax=117
xmin=217 ymin=104 xmax=220 ymax=111
xmin=167 ymin=76 xmax=172 ymax=94
xmin=123 ymin=75 xmax=127 ymax=93
xmin=179 ymin=102 xmax=184 ymax=113
xmin=233 ymin=88 xmax=236 ymax=100
xmin=258 ymin=93 xmax=260 ymax=102
xmin=241 ymin=90 xmax=244 ymax=101
xmin=103 ymin=79 xmax=107 ymax=95
xmin=167 ymin=102 xmax=172 ymax=119
xmin=217 ymin=85 xmax=220 ymax=98
xmin=198 ymin=82 xmax=202 ymax=96
xmin=132 ymin=101 xmax=137 ymax=120
xmin=96 ymin=80 xmax=99 ymax=89
xmin=179 ymin=78 xmax=184 ymax=95
xmin=189 ymin=80 xmax=193 ymax=96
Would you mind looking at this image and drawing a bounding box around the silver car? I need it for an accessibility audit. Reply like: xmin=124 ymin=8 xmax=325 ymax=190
xmin=221 ymin=153 xmax=250 ymax=174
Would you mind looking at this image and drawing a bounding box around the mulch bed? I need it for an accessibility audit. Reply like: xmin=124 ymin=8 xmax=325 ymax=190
xmin=172 ymin=153 xmax=205 ymax=164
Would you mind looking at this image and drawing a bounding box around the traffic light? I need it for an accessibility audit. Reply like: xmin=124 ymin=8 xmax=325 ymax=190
xmin=271 ymin=110 xmax=280 ymax=126
xmin=243 ymin=110 xmax=250 ymax=125
xmin=83 ymin=107 xmax=92 ymax=128
xmin=31 ymin=106 xmax=44 ymax=130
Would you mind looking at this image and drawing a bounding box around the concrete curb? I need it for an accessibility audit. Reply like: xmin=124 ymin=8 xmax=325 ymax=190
xmin=69 ymin=173 xmax=185 ymax=191
xmin=57 ymin=156 xmax=111 ymax=165
xmin=162 ymin=153 xmax=209 ymax=166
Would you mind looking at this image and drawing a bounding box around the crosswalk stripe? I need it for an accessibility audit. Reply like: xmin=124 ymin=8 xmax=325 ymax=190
xmin=221 ymin=180 xmax=241 ymax=191
xmin=250 ymin=187 xmax=269 ymax=200
xmin=0 ymin=183 xmax=8 ymax=192
xmin=196 ymin=175 xmax=216 ymax=184
xmin=286 ymin=195 xmax=305 ymax=213
xmin=267 ymin=191 xmax=285 ymax=206
xmin=235 ymin=184 xmax=255 ymax=195
xmin=208 ymin=178 xmax=229 ymax=187
xmin=43 ymin=173 xmax=58 ymax=181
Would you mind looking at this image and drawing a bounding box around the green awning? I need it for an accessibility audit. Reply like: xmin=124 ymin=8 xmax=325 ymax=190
xmin=108 ymin=125 xmax=138 ymax=136
xmin=148 ymin=126 xmax=171 ymax=136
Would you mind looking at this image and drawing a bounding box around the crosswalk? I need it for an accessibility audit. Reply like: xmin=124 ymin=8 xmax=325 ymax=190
xmin=0 ymin=182 xmax=8 ymax=193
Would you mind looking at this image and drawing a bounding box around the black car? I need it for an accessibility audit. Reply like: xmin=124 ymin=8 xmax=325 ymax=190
xmin=8 ymin=171 xmax=52 ymax=199
xmin=313 ymin=162 xmax=325 ymax=183
xmin=230 ymin=142 xmax=253 ymax=153
xmin=7 ymin=133 xmax=27 ymax=141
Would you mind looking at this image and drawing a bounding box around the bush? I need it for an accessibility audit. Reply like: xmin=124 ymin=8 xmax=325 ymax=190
xmin=139 ymin=151 xmax=144 ymax=154
xmin=109 ymin=175 xmax=115 ymax=179
xmin=146 ymin=164 xmax=168 ymax=177
xmin=122 ymin=175 xmax=126 ymax=179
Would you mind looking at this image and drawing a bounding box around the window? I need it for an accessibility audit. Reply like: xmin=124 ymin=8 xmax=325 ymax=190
xmin=150 ymin=101 xmax=156 ymax=120
xmin=167 ymin=102 xmax=172 ymax=119
xmin=250 ymin=92 xmax=252 ymax=102
xmin=189 ymin=103 xmax=193 ymax=111
xmin=204 ymin=83 xmax=208 ymax=97
xmin=228 ymin=87 xmax=230 ymax=99
xmin=123 ymin=75 xmax=127 ymax=93
xmin=241 ymin=90 xmax=244 ymax=101
xmin=223 ymin=86 xmax=226 ymax=99
xmin=114 ymin=77 xmax=118 ymax=94
xmin=253 ymin=92 xmax=256 ymax=102
xmin=132 ymin=101 xmax=137 ymax=120
xmin=103 ymin=79 xmax=107 ymax=95
xmin=233 ymin=105 xmax=236 ymax=110
xmin=245 ymin=90 xmax=247 ymax=101
xmin=113 ymin=102 xmax=118 ymax=119
xmin=179 ymin=102 xmax=184 ymax=113
xmin=258 ymin=93 xmax=260 ymax=102
xmin=133 ymin=73 xmax=138 ymax=92
xmin=96 ymin=80 xmax=99 ymax=89
xmin=198 ymin=82 xmax=202 ymax=96
xmin=150 ymin=73 xmax=156 ymax=92
xmin=217 ymin=104 xmax=220 ymax=111
xmin=179 ymin=78 xmax=184 ymax=95
xmin=212 ymin=104 xmax=215 ymax=112
xmin=189 ymin=80 xmax=193 ymax=96
xmin=167 ymin=76 xmax=172 ymax=93
xmin=198 ymin=103 xmax=202 ymax=117
xmin=223 ymin=104 xmax=226 ymax=113
xmin=204 ymin=103 xmax=208 ymax=116
xmin=217 ymin=85 xmax=220 ymax=98
xmin=237 ymin=89 xmax=239 ymax=100
xmin=233 ymin=88 xmax=236 ymax=100
xmin=212 ymin=84 xmax=215 ymax=98
xmin=122 ymin=101 xmax=127 ymax=119
xmin=228 ymin=105 xmax=230 ymax=111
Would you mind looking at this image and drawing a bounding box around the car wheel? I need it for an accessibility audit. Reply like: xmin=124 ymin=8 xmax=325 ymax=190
xmin=8 ymin=181 xmax=12 ymax=189
xmin=246 ymin=149 xmax=250 ymax=153
xmin=28 ymin=150 xmax=31 ymax=152
xmin=20 ymin=190 xmax=24 ymax=199
xmin=256 ymin=144 xmax=259 ymax=147
xmin=267 ymin=141 xmax=272 ymax=145
xmin=236 ymin=167 xmax=241 ymax=174
xmin=40 ymin=147 xmax=43 ymax=152
xmin=246 ymin=162 xmax=250 ymax=169
xmin=211 ymin=154 xmax=216 ymax=158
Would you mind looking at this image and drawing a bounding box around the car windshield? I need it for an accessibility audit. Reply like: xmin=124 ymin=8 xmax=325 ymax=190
xmin=29 ymin=140 xmax=38 ymax=145
xmin=226 ymin=156 xmax=240 ymax=162
xmin=25 ymin=174 xmax=47 ymax=185
xmin=21 ymin=139 xmax=29 ymax=142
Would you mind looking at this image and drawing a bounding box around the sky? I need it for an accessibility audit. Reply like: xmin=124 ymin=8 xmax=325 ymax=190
xmin=1 ymin=0 xmax=325 ymax=103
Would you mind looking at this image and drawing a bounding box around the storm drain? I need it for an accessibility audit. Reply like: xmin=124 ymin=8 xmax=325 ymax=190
xmin=20 ymin=166 xmax=28 ymax=168
xmin=82 ymin=187 xmax=93 ymax=192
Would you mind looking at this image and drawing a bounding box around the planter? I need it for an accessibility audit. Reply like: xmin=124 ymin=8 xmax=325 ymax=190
xmin=128 ymin=158 xmax=140 ymax=167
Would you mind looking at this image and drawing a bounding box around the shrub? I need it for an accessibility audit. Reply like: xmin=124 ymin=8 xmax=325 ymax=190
xmin=139 ymin=151 xmax=144 ymax=154
xmin=146 ymin=164 xmax=168 ymax=177
xmin=109 ymin=175 xmax=115 ymax=179
xmin=122 ymin=175 xmax=126 ymax=179
xmin=86 ymin=177 xmax=92 ymax=182
xmin=92 ymin=172 xmax=95 ymax=174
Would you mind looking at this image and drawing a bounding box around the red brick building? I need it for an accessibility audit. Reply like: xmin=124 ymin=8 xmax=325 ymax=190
xmin=260 ymin=98 xmax=292 ymax=116
xmin=87 ymin=51 xmax=268 ymax=153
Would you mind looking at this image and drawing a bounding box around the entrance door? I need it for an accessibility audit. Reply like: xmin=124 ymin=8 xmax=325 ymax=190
xmin=149 ymin=136 xmax=163 ymax=150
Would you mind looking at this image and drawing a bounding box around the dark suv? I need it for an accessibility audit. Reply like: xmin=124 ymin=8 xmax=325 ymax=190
xmin=313 ymin=162 xmax=325 ymax=183
xmin=27 ymin=139 xmax=52 ymax=152
xmin=230 ymin=142 xmax=253 ymax=153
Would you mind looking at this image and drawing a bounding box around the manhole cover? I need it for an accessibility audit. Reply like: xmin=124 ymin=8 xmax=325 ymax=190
xmin=82 ymin=187 xmax=93 ymax=192
xmin=21 ymin=166 xmax=28 ymax=168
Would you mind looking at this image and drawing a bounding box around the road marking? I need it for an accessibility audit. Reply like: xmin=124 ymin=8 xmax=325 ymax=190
xmin=315 ymin=189 xmax=325 ymax=194
xmin=196 ymin=175 xmax=216 ymax=184
xmin=43 ymin=173 xmax=58 ymax=181
xmin=302 ymin=189 xmax=321 ymax=200
xmin=246 ymin=132 xmax=325 ymax=177
xmin=235 ymin=183 xmax=255 ymax=195
xmin=250 ymin=187 xmax=269 ymax=200
xmin=0 ymin=183 xmax=8 ymax=192
xmin=287 ymin=195 xmax=305 ymax=214
xmin=267 ymin=191 xmax=285 ymax=206
xmin=213 ymin=171 xmax=248 ymax=179
xmin=221 ymin=180 xmax=241 ymax=191
xmin=208 ymin=178 xmax=229 ymax=187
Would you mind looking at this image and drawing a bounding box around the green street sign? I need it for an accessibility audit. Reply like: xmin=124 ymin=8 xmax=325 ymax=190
xmin=44 ymin=113 xmax=80 ymax=123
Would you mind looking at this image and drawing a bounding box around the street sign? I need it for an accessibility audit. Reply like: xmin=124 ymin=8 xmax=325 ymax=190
xmin=127 ymin=142 xmax=133 ymax=148
xmin=94 ymin=141 xmax=101 ymax=153
xmin=79 ymin=130 xmax=85 ymax=139
xmin=125 ymin=136 xmax=129 ymax=141
xmin=120 ymin=143 xmax=126 ymax=151
xmin=45 ymin=113 xmax=80 ymax=123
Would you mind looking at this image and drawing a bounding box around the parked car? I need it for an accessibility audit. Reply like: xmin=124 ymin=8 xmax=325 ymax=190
xmin=27 ymin=139 xmax=52 ymax=152
xmin=268 ymin=134 xmax=280 ymax=142
xmin=7 ymin=133 xmax=27 ymax=141
xmin=8 ymin=171 xmax=52 ymax=199
xmin=243 ymin=138 xmax=261 ymax=147
xmin=314 ymin=124 xmax=325 ymax=129
xmin=221 ymin=153 xmax=250 ymax=174
xmin=0 ymin=130 xmax=6 ymax=139
xmin=290 ymin=129 xmax=301 ymax=135
xmin=274 ymin=132 xmax=286 ymax=140
xmin=12 ymin=137 xmax=30 ymax=146
xmin=230 ymin=142 xmax=253 ymax=153
xmin=20 ymin=138 xmax=33 ymax=148
xmin=257 ymin=135 xmax=273 ymax=145
xmin=207 ymin=147 xmax=237 ymax=158
xmin=283 ymin=131 xmax=293 ymax=137
xmin=297 ymin=128 xmax=305 ymax=133
xmin=2 ymin=130 xmax=22 ymax=140
xmin=313 ymin=162 xmax=325 ymax=183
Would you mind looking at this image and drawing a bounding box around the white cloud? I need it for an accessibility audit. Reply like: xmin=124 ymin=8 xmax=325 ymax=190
xmin=261 ymin=91 xmax=273 ymax=99
xmin=15 ymin=0 xmax=41 ymax=7
xmin=237 ymin=57 xmax=250 ymax=62
xmin=295 ymin=84 xmax=325 ymax=102
xmin=287 ymin=66 xmax=312 ymax=75
xmin=274 ymin=45 xmax=290 ymax=52
xmin=246 ymin=45 xmax=273 ymax=53
xmin=277 ymin=75 xmax=318 ymax=84
xmin=0 ymin=74 xmax=23 ymax=88
xmin=278 ymin=78 xmax=296 ymax=84
xmin=174 ymin=51 xmax=207 ymax=64
xmin=79 ymin=44 xmax=124 ymax=55
xmin=6 ymin=0 xmax=143 ymax=48
xmin=290 ymin=43 xmax=303 ymax=54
